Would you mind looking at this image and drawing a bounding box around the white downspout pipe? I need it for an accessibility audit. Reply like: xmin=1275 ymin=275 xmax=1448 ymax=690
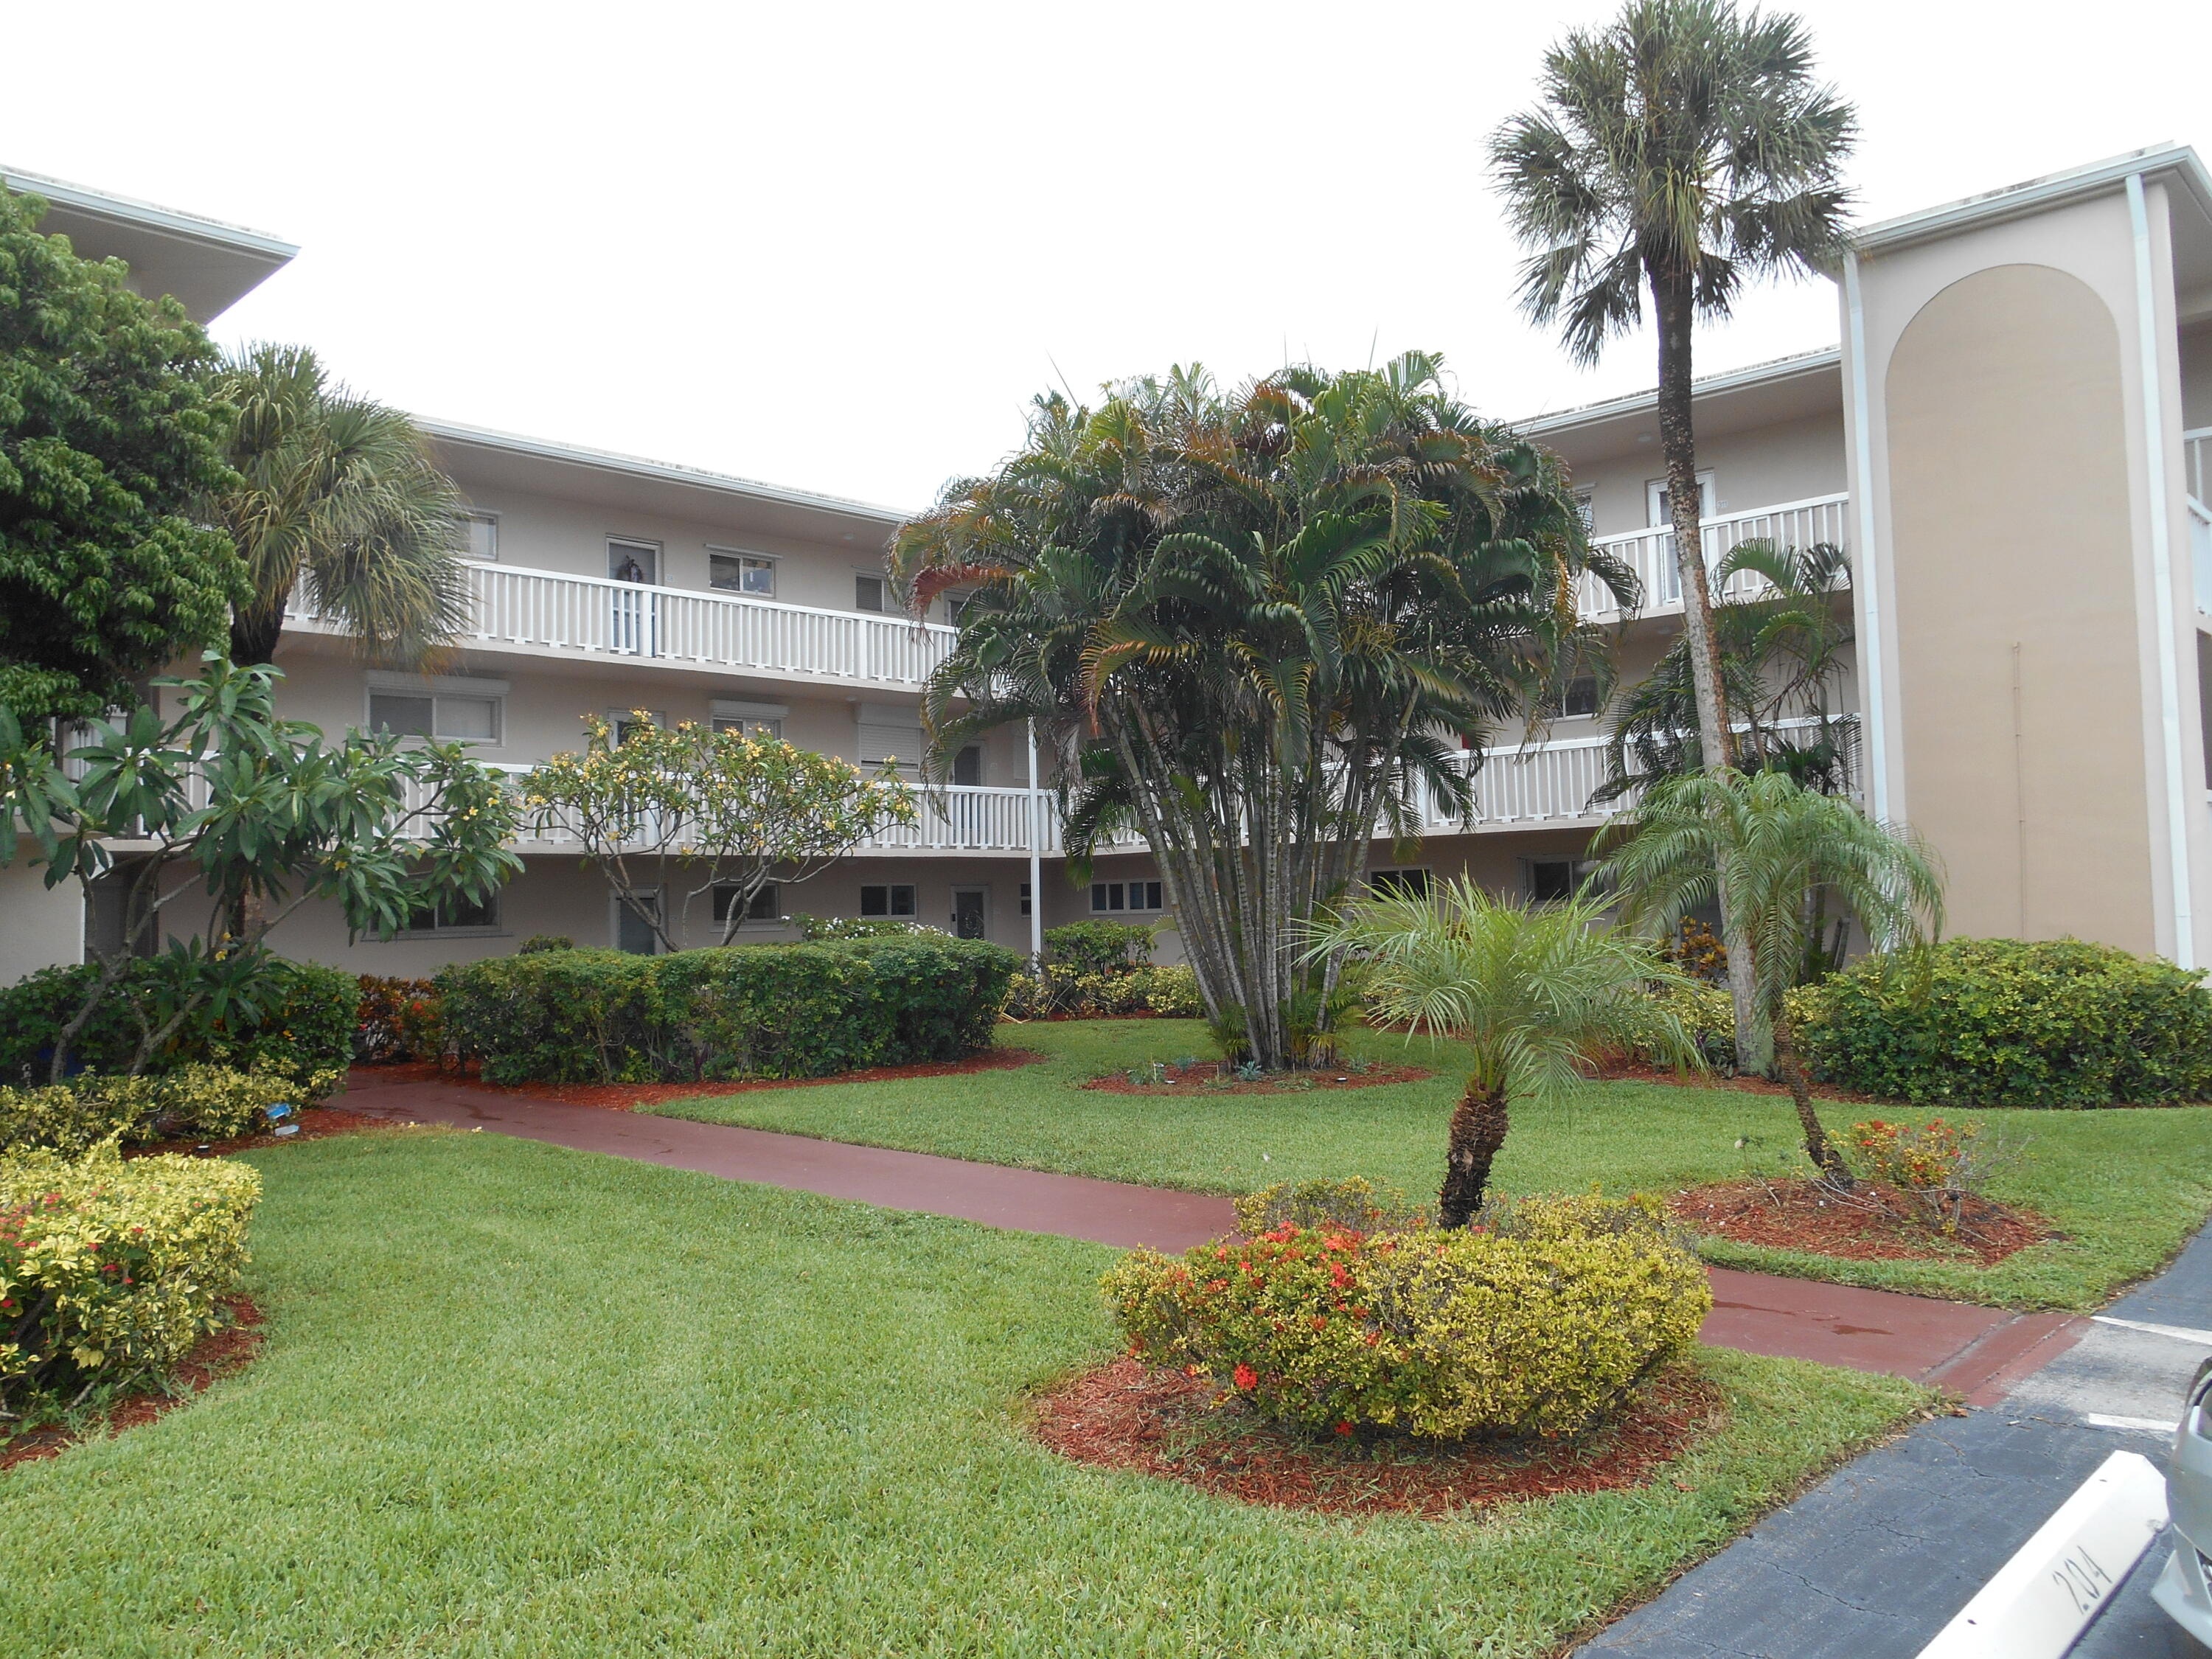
xmin=1026 ymin=719 xmax=1043 ymax=964
xmin=1843 ymin=249 xmax=1893 ymax=827
xmin=2126 ymin=172 xmax=2194 ymax=969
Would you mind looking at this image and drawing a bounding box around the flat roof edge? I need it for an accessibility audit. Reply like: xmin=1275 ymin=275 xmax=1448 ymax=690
xmin=1 ymin=165 xmax=299 ymax=261
xmin=1854 ymin=144 xmax=2212 ymax=254
xmin=416 ymin=417 xmax=916 ymax=524
xmin=1517 ymin=347 xmax=1841 ymax=434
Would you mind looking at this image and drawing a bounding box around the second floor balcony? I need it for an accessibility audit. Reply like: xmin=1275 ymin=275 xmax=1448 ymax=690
xmin=287 ymin=493 xmax=1857 ymax=690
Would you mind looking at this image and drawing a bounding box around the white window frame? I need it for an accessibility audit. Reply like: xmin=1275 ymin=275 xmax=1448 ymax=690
xmin=859 ymin=882 xmax=918 ymax=919
xmin=712 ymin=880 xmax=782 ymax=928
xmin=854 ymin=571 xmax=888 ymax=613
xmin=1368 ymin=867 xmax=1432 ymax=900
xmin=1524 ymin=857 xmax=1602 ymax=903
xmin=1091 ymin=880 xmax=1164 ymax=914
xmin=365 ymin=672 xmax=509 ymax=745
xmin=707 ymin=547 xmax=777 ymax=598
xmin=607 ymin=537 xmax=661 ymax=584
xmin=604 ymin=707 xmax=667 ymax=746
xmin=856 ymin=703 xmax=924 ymax=773
xmin=1572 ymin=490 xmax=1595 ymax=533
xmin=1645 ymin=471 xmax=1716 ymax=528
xmin=402 ymin=889 xmax=503 ymax=937
xmin=460 ymin=510 xmax=498 ymax=563
xmin=711 ymin=698 xmax=788 ymax=742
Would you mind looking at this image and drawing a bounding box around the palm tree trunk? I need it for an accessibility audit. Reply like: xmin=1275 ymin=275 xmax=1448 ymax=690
xmin=1772 ymin=1012 xmax=1849 ymax=1186
xmin=1439 ymin=1082 xmax=1510 ymax=1228
xmin=1652 ymin=265 xmax=1767 ymax=1074
xmin=229 ymin=601 xmax=286 ymax=668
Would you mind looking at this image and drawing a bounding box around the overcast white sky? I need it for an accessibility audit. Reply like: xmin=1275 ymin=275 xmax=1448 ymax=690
xmin=7 ymin=1 xmax=2208 ymax=510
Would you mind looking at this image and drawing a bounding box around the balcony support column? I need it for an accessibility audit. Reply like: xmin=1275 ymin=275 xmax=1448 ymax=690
xmin=1026 ymin=720 xmax=1043 ymax=964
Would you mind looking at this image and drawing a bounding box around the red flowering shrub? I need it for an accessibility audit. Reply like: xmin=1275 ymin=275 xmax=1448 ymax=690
xmin=1844 ymin=1117 xmax=2014 ymax=1234
xmin=1102 ymin=1194 xmax=1708 ymax=1441
xmin=355 ymin=977 xmax=443 ymax=1065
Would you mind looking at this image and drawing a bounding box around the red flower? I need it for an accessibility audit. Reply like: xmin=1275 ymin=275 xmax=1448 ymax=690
xmin=1334 ymin=1421 xmax=1354 ymax=1437
xmin=1232 ymin=1363 xmax=1258 ymax=1390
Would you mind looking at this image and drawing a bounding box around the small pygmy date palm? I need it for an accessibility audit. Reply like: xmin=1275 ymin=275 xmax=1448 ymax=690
xmin=1596 ymin=769 xmax=1944 ymax=1184
xmin=1306 ymin=878 xmax=1696 ymax=1227
xmin=205 ymin=342 xmax=472 ymax=668
xmin=1491 ymin=0 xmax=1856 ymax=1072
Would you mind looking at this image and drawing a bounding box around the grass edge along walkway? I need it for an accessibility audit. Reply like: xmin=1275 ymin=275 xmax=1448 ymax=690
xmin=641 ymin=1018 xmax=2212 ymax=1312
xmin=0 ymin=1131 xmax=1938 ymax=1659
xmin=342 ymin=1069 xmax=2087 ymax=1402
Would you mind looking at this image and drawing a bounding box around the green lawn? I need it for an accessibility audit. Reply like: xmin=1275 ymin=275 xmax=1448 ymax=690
xmin=1 ymin=1131 xmax=1927 ymax=1658
xmin=655 ymin=1019 xmax=2212 ymax=1310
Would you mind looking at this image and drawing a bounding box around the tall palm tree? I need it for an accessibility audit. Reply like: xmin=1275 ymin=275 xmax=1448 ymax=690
xmin=1492 ymin=0 xmax=1856 ymax=1070
xmin=1596 ymin=769 xmax=1943 ymax=1183
xmin=204 ymin=343 xmax=471 ymax=667
xmin=892 ymin=355 xmax=1632 ymax=1071
xmin=1306 ymin=879 xmax=1696 ymax=1226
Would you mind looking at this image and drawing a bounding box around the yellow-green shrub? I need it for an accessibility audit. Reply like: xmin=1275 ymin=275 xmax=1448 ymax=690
xmin=1615 ymin=981 xmax=1733 ymax=1065
xmin=0 ymin=1143 xmax=261 ymax=1408
xmin=0 ymin=1065 xmax=302 ymax=1155
xmin=1103 ymin=1193 xmax=1709 ymax=1440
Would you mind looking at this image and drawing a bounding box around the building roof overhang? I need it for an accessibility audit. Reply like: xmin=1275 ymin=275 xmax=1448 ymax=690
xmin=1 ymin=165 xmax=296 ymax=324
xmin=417 ymin=418 xmax=916 ymax=546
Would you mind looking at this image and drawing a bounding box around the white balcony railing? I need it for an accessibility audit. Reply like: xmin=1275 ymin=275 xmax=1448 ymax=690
xmin=1579 ymin=493 xmax=1851 ymax=622
xmin=2187 ymin=428 xmax=2209 ymax=508
xmin=296 ymin=562 xmax=961 ymax=691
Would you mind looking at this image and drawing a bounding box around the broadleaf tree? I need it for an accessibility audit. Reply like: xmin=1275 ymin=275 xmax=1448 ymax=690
xmin=0 ymin=655 xmax=524 ymax=1080
xmin=891 ymin=354 xmax=1630 ymax=1070
xmin=1491 ymin=0 xmax=1857 ymax=1070
xmin=521 ymin=715 xmax=919 ymax=953
xmin=0 ymin=187 xmax=246 ymax=723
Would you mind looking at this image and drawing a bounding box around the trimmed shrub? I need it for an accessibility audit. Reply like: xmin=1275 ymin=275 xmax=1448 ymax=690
xmin=1615 ymin=981 xmax=1734 ymax=1068
xmin=0 ymin=1064 xmax=303 ymax=1155
xmin=1234 ymin=1178 xmax=1423 ymax=1236
xmin=355 ymin=976 xmax=442 ymax=1065
xmin=1045 ymin=920 xmax=1156 ymax=976
xmin=0 ymin=956 xmax=356 ymax=1096
xmin=1797 ymin=937 xmax=2212 ymax=1106
xmin=438 ymin=936 xmax=1020 ymax=1085
xmin=0 ymin=1142 xmax=261 ymax=1411
xmin=516 ymin=934 xmax=574 ymax=954
xmin=1105 ymin=1192 xmax=1708 ymax=1441
xmin=793 ymin=914 xmax=934 ymax=942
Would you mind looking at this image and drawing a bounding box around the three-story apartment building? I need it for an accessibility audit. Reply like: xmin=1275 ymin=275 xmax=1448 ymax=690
xmin=4 ymin=142 xmax=2211 ymax=981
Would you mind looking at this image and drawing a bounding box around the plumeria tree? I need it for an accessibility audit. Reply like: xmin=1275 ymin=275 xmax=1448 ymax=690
xmin=522 ymin=715 xmax=917 ymax=952
xmin=0 ymin=655 xmax=523 ymax=1080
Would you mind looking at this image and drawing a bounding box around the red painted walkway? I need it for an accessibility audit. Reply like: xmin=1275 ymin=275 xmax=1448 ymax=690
xmin=340 ymin=1071 xmax=2083 ymax=1402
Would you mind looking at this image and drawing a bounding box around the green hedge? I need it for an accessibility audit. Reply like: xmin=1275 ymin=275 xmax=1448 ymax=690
xmin=1797 ymin=936 xmax=2212 ymax=1107
xmin=437 ymin=936 xmax=1020 ymax=1085
xmin=0 ymin=1064 xmax=305 ymax=1156
xmin=0 ymin=957 xmax=357 ymax=1096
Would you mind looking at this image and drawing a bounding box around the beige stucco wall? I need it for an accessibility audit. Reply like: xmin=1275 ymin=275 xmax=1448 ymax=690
xmin=0 ymin=861 xmax=81 ymax=987
xmin=1562 ymin=411 xmax=1848 ymax=540
xmin=1883 ymin=262 xmax=2153 ymax=947
xmin=1847 ymin=181 xmax=2212 ymax=964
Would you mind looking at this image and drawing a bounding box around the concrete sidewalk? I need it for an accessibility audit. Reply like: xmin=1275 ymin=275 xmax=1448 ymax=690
xmin=341 ymin=1069 xmax=2084 ymax=1399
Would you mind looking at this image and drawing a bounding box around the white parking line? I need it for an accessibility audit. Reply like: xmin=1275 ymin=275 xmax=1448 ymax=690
xmin=1916 ymin=1450 xmax=2168 ymax=1659
xmin=2093 ymin=1315 xmax=2212 ymax=1346
xmin=2083 ymin=1413 xmax=2181 ymax=1434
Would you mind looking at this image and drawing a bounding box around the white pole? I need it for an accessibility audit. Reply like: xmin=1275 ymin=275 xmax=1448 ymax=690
xmin=2127 ymin=173 xmax=2194 ymax=968
xmin=1026 ymin=719 xmax=1043 ymax=964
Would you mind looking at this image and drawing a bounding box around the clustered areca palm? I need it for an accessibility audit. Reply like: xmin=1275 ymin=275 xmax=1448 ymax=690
xmin=891 ymin=355 xmax=1631 ymax=1070
xmin=204 ymin=343 xmax=472 ymax=668
xmin=1598 ymin=769 xmax=1944 ymax=1183
xmin=1598 ymin=537 xmax=1857 ymax=803
xmin=1492 ymin=0 xmax=1856 ymax=1068
xmin=1306 ymin=880 xmax=1695 ymax=1226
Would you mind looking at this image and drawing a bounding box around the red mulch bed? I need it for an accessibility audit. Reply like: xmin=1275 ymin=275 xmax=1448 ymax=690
xmin=122 ymin=1106 xmax=389 ymax=1160
xmin=1 ymin=1298 xmax=264 ymax=1473
xmin=1672 ymin=1178 xmax=2053 ymax=1265
xmin=352 ymin=1048 xmax=1048 ymax=1111
xmin=1083 ymin=1061 xmax=1431 ymax=1096
xmin=1030 ymin=1355 xmax=1721 ymax=1517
